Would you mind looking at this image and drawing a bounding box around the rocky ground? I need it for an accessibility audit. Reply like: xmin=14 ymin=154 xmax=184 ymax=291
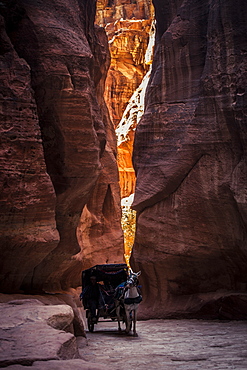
xmin=78 ymin=318 xmax=247 ymax=369
xmin=1 ymin=297 xmax=247 ymax=369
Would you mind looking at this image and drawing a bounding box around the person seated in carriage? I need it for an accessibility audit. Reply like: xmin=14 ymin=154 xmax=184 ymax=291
xmin=114 ymin=278 xmax=127 ymax=300
xmin=81 ymin=275 xmax=100 ymax=322
xmin=81 ymin=275 xmax=116 ymax=320
xmin=80 ymin=264 xmax=130 ymax=327
xmin=101 ymin=280 xmax=115 ymax=314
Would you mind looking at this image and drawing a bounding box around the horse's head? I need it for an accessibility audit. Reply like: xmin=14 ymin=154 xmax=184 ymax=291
xmin=126 ymin=268 xmax=141 ymax=288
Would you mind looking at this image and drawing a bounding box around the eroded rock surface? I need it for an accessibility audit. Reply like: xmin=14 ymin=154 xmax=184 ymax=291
xmin=131 ymin=0 xmax=247 ymax=318
xmin=116 ymin=70 xmax=152 ymax=197
xmin=0 ymin=0 xmax=123 ymax=293
xmin=104 ymin=17 xmax=152 ymax=128
xmin=0 ymin=13 xmax=59 ymax=293
xmin=0 ymin=291 xmax=86 ymax=335
xmin=0 ymin=299 xmax=78 ymax=367
xmin=96 ymin=0 xmax=154 ymax=199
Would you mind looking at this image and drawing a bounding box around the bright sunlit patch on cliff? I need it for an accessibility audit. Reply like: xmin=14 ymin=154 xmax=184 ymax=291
xmin=95 ymin=1 xmax=155 ymax=265
xmin=121 ymin=194 xmax=136 ymax=266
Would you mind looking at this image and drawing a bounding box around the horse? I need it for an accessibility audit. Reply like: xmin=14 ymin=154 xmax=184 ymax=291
xmin=115 ymin=268 xmax=142 ymax=336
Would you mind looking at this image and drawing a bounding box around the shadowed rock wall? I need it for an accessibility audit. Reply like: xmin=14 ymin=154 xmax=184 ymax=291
xmin=131 ymin=0 xmax=247 ymax=318
xmin=0 ymin=11 xmax=59 ymax=293
xmin=0 ymin=0 xmax=123 ymax=293
xmin=76 ymin=29 xmax=125 ymax=269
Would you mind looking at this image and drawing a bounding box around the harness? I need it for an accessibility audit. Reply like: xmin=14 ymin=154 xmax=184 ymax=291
xmin=123 ymin=274 xmax=143 ymax=305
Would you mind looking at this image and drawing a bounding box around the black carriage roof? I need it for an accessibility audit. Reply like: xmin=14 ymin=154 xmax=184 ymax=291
xmin=82 ymin=263 xmax=128 ymax=288
xmin=82 ymin=263 xmax=128 ymax=273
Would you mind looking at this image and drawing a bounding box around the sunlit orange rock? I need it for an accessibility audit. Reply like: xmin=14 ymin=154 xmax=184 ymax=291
xmin=131 ymin=0 xmax=247 ymax=319
xmin=121 ymin=194 xmax=136 ymax=266
xmin=96 ymin=0 xmax=153 ymax=29
xmin=96 ymin=0 xmax=154 ymax=200
xmin=96 ymin=0 xmax=154 ymax=128
xmin=116 ymin=70 xmax=152 ymax=198
xmin=104 ymin=18 xmax=152 ymax=128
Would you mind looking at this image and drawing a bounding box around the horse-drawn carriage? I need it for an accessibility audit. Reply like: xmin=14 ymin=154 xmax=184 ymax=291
xmin=81 ymin=263 xmax=128 ymax=332
xmin=81 ymin=263 xmax=142 ymax=336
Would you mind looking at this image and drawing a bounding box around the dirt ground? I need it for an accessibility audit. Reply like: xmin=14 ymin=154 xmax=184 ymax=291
xmin=77 ymin=318 xmax=247 ymax=369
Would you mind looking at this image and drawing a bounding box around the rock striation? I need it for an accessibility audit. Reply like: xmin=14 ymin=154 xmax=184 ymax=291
xmin=96 ymin=0 xmax=154 ymax=199
xmin=0 ymin=295 xmax=110 ymax=368
xmin=104 ymin=17 xmax=152 ymax=128
xmin=116 ymin=69 xmax=152 ymax=198
xmin=0 ymin=12 xmax=59 ymax=293
xmin=131 ymin=0 xmax=247 ymax=318
xmin=0 ymin=0 xmax=123 ymax=294
xmin=0 ymin=299 xmax=77 ymax=367
xmin=96 ymin=0 xmax=153 ymax=24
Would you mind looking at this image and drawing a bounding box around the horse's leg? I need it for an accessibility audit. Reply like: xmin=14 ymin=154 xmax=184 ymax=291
xmin=116 ymin=302 xmax=121 ymax=331
xmin=124 ymin=305 xmax=131 ymax=334
xmin=133 ymin=308 xmax=138 ymax=337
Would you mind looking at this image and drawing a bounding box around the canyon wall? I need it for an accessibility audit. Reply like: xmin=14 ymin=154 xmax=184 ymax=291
xmin=96 ymin=0 xmax=154 ymax=199
xmin=96 ymin=0 xmax=153 ymax=129
xmin=0 ymin=0 xmax=123 ymax=293
xmin=131 ymin=0 xmax=247 ymax=318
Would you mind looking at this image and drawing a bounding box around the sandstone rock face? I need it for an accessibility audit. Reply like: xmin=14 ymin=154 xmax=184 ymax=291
xmin=96 ymin=0 xmax=154 ymax=200
xmin=96 ymin=0 xmax=154 ymax=32
xmin=131 ymin=0 xmax=247 ymax=318
xmin=0 ymin=299 xmax=78 ymax=367
xmin=75 ymin=26 xmax=125 ymax=270
xmin=116 ymin=70 xmax=152 ymax=197
xmin=0 ymin=291 xmax=86 ymax=337
xmin=0 ymin=14 xmax=59 ymax=293
xmin=104 ymin=18 xmax=152 ymax=128
xmin=97 ymin=0 xmax=154 ymax=128
xmin=0 ymin=0 xmax=123 ymax=293
xmin=76 ymin=146 xmax=125 ymax=270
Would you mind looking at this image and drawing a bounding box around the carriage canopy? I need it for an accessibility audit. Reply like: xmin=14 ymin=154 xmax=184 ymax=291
xmin=81 ymin=263 xmax=128 ymax=289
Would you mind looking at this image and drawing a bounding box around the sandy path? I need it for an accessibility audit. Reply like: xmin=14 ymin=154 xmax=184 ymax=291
xmin=77 ymin=318 xmax=247 ymax=369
